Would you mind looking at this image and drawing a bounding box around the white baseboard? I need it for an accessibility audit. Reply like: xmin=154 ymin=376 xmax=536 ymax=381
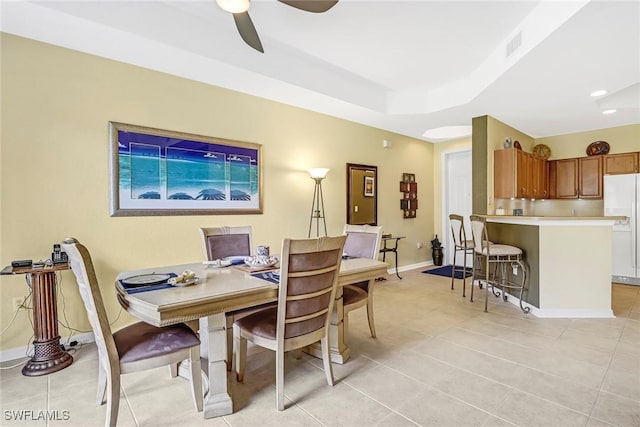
xmin=390 ymin=261 xmax=432 ymax=276
xmin=470 ymin=280 xmax=615 ymax=318
xmin=0 ymin=332 xmax=95 ymax=362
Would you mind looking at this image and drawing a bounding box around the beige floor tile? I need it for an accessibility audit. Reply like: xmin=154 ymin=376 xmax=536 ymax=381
xmin=342 ymin=363 xmax=427 ymax=410
xmin=48 ymin=376 xmax=136 ymax=427
xmin=590 ymin=391 xmax=640 ymax=427
xmin=294 ymin=380 xmax=394 ymax=426
xmin=481 ymin=416 xmax=519 ymax=427
xmin=374 ymin=412 xmax=420 ymax=426
xmin=601 ymin=351 xmax=640 ymax=402
xmin=225 ymin=381 xmax=321 ymax=426
xmin=381 ymin=349 xmax=462 ymax=387
xmin=516 ymin=369 xmax=599 ymax=414
xmin=431 ymin=368 xmax=512 ymax=413
xmin=0 ymin=374 xmax=47 ymax=405
xmin=0 ymin=393 xmax=48 ymax=427
xmin=395 ymin=387 xmax=492 ymax=426
xmin=557 ymin=328 xmax=621 ymax=353
xmin=585 ymin=417 xmax=618 ymax=427
xmin=492 ymin=389 xmax=588 ymax=427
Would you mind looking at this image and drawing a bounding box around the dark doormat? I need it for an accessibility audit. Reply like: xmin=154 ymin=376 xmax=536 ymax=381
xmin=422 ymin=265 xmax=472 ymax=279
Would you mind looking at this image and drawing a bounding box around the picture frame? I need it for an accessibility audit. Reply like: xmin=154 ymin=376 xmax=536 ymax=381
xmin=364 ymin=176 xmax=375 ymax=197
xmin=402 ymin=172 xmax=415 ymax=183
xmin=109 ymin=122 xmax=263 ymax=216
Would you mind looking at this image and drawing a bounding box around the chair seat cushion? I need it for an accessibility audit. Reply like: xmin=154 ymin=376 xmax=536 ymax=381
xmin=343 ymin=285 xmax=368 ymax=306
xmin=114 ymin=322 xmax=200 ymax=363
xmin=480 ymin=244 xmax=522 ymax=256
xmin=235 ymin=307 xmax=278 ymax=340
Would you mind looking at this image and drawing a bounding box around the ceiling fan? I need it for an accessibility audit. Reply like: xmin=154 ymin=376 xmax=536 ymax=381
xmin=216 ymin=0 xmax=338 ymax=53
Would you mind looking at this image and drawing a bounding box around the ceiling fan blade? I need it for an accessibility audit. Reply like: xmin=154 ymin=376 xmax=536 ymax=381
xmin=278 ymin=0 xmax=338 ymax=13
xmin=233 ymin=12 xmax=264 ymax=53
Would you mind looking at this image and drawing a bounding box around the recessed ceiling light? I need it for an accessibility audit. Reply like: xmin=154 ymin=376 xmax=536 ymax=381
xmin=590 ymin=90 xmax=607 ymax=97
xmin=602 ymin=109 xmax=617 ymax=115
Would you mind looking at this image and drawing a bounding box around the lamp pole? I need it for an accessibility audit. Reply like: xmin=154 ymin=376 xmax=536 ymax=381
xmin=307 ymin=168 xmax=329 ymax=238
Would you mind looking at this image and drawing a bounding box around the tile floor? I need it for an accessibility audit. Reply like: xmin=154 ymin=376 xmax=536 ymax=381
xmin=1 ymin=269 xmax=639 ymax=427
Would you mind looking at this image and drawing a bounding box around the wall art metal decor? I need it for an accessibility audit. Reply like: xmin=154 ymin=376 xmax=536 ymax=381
xmin=109 ymin=122 xmax=262 ymax=216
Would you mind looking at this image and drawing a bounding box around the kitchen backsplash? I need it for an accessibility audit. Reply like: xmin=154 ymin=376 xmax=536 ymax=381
xmin=494 ymin=198 xmax=604 ymax=217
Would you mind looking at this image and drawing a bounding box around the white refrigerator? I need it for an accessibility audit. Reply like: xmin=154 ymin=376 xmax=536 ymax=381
xmin=604 ymin=173 xmax=640 ymax=286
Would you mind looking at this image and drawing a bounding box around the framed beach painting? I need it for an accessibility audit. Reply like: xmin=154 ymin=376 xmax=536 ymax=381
xmin=109 ymin=122 xmax=262 ymax=216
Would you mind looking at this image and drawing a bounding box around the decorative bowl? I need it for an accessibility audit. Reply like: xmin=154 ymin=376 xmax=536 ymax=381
xmin=586 ymin=141 xmax=610 ymax=156
xmin=244 ymin=256 xmax=279 ymax=269
xmin=532 ymin=144 xmax=551 ymax=159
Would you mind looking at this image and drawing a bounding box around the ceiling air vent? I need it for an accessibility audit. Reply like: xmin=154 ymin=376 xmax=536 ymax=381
xmin=506 ymin=31 xmax=522 ymax=58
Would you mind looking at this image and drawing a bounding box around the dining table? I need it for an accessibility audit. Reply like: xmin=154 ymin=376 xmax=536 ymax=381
xmin=115 ymin=257 xmax=388 ymax=418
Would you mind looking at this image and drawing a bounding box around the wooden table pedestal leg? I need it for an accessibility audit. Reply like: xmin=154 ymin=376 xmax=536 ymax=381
xmin=22 ymin=271 xmax=73 ymax=376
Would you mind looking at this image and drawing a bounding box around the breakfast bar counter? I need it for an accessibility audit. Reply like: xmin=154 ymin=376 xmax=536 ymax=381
xmin=482 ymin=216 xmax=622 ymax=318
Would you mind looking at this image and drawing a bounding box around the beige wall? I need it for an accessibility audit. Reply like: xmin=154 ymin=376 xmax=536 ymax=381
xmin=536 ymin=124 xmax=640 ymax=160
xmin=0 ymin=34 xmax=434 ymax=351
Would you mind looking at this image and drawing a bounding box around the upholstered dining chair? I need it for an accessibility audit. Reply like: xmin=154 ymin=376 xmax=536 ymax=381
xmin=199 ymin=225 xmax=276 ymax=370
xmin=468 ymin=216 xmax=530 ymax=313
xmin=61 ymin=238 xmax=202 ymax=427
xmin=233 ymin=235 xmax=347 ymax=411
xmin=342 ymin=224 xmax=383 ymax=338
xmin=200 ymin=225 xmax=253 ymax=261
xmin=449 ymin=214 xmax=475 ymax=298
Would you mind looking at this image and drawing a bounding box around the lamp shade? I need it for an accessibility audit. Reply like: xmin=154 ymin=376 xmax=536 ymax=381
xmin=216 ymin=0 xmax=250 ymax=13
xmin=308 ymin=168 xmax=330 ymax=179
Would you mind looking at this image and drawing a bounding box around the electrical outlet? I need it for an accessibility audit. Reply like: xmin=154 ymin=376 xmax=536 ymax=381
xmin=417 ymin=242 xmax=424 ymax=249
xmin=12 ymin=296 xmax=26 ymax=311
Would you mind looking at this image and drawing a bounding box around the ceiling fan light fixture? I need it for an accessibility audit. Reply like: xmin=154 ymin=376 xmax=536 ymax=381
xmin=216 ymin=0 xmax=250 ymax=13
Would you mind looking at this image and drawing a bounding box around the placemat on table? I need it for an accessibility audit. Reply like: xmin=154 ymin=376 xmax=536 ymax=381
xmin=251 ymin=271 xmax=280 ymax=284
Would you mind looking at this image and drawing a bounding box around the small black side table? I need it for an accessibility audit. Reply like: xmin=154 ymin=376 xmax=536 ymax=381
xmin=380 ymin=236 xmax=405 ymax=279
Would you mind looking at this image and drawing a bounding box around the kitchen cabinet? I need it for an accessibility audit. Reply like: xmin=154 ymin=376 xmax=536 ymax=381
xmin=603 ymin=152 xmax=639 ymax=175
xmin=494 ymin=148 xmax=546 ymax=199
xmin=531 ymin=155 xmax=548 ymax=199
xmin=554 ymin=158 xmax=579 ymax=198
xmin=579 ymin=156 xmax=602 ymax=198
xmin=552 ymin=156 xmax=602 ymax=199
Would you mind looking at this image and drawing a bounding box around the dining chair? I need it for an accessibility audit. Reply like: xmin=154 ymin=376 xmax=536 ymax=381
xmin=199 ymin=225 xmax=276 ymax=370
xmin=233 ymin=235 xmax=347 ymax=411
xmin=449 ymin=214 xmax=475 ymax=298
xmin=200 ymin=225 xmax=252 ymax=261
xmin=342 ymin=224 xmax=383 ymax=338
xmin=468 ymin=216 xmax=530 ymax=313
xmin=61 ymin=238 xmax=202 ymax=427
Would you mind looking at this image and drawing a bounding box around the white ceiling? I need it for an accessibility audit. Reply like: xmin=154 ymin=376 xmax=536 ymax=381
xmin=2 ymin=0 xmax=639 ymax=142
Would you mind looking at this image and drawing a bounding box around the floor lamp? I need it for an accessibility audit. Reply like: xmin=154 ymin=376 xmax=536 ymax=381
xmin=308 ymin=168 xmax=329 ymax=238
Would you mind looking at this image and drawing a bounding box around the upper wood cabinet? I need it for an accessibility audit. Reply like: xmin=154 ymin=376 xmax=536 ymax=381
xmin=554 ymin=158 xmax=579 ymax=198
xmin=579 ymin=156 xmax=602 ymax=198
xmin=603 ymin=152 xmax=639 ymax=175
xmin=494 ymin=148 xmax=547 ymax=199
xmin=552 ymin=156 xmax=602 ymax=199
